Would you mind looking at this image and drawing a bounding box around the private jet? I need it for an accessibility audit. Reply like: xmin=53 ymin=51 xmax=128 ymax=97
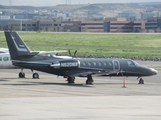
xmin=4 ymin=31 xmax=158 ymax=84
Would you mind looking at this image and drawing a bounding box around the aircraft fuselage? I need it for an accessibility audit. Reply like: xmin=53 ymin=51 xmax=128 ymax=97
xmin=12 ymin=56 xmax=157 ymax=77
xmin=0 ymin=53 xmax=17 ymax=69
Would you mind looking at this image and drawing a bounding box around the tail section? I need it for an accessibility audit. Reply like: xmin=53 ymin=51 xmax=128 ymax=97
xmin=4 ymin=31 xmax=32 ymax=60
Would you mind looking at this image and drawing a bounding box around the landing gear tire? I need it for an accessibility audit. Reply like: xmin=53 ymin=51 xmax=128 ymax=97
xmin=19 ymin=72 xmax=25 ymax=78
xmin=86 ymin=75 xmax=94 ymax=85
xmin=86 ymin=80 xmax=93 ymax=85
xmin=33 ymin=73 xmax=39 ymax=79
xmin=67 ymin=77 xmax=75 ymax=83
xmin=138 ymin=78 xmax=144 ymax=84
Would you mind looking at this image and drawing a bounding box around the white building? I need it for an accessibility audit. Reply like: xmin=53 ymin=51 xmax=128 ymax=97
xmin=0 ymin=15 xmax=10 ymax=20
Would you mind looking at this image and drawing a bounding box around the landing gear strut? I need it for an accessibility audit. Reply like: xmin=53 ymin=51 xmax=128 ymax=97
xmin=138 ymin=78 xmax=144 ymax=84
xmin=86 ymin=75 xmax=94 ymax=85
xmin=67 ymin=77 xmax=75 ymax=83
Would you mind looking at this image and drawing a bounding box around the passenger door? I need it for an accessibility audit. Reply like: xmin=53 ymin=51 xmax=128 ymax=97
xmin=113 ymin=60 xmax=120 ymax=71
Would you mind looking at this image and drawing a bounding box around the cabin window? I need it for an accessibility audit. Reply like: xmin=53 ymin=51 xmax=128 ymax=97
xmin=109 ymin=62 xmax=112 ymax=66
xmin=103 ymin=62 xmax=107 ymax=66
xmin=82 ymin=62 xmax=86 ymax=66
xmin=0 ymin=57 xmax=2 ymax=61
xmin=3 ymin=57 xmax=9 ymax=61
xmin=98 ymin=62 xmax=102 ymax=66
xmin=88 ymin=62 xmax=91 ymax=66
xmin=93 ymin=62 xmax=96 ymax=66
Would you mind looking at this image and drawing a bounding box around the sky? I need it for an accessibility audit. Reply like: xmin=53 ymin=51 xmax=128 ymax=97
xmin=0 ymin=0 xmax=161 ymax=6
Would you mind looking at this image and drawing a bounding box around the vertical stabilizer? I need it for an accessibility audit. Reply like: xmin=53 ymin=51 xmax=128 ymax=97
xmin=4 ymin=31 xmax=31 ymax=60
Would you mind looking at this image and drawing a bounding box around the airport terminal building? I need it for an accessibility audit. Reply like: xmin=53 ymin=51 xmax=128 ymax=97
xmin=4 ymin=17 xmax=161 ymax=33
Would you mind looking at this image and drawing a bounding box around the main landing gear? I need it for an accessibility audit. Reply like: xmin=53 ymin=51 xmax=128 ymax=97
xmin=31 ymin=69 xmax=39 ymax=79
xmin=138 ymin=78 xmax=144 ymax=84
xmin=86 ymin=75 xmax=93 ymax=85
xmin=19 ymin=69 xmax=25 ymax=78
xmin=67 ymin=76 xmax=75 ymax=83
xmin=19 ymin=72 xmax=25 ymax=78
xmin=66 ymin=75 xmax=94 ymax=85
xmin=18 ymin=69 xmax=39 ymax=79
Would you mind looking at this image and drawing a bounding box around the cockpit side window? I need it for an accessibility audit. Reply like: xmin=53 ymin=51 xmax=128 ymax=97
xmin=0 ymin=57 xmax=2 ymax=61
xmin=127 ymin=60 xmax=135 ymax=67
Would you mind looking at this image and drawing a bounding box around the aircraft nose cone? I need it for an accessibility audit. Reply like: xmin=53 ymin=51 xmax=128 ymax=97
xmin=150 ymin=68 xmax=158 ymax=75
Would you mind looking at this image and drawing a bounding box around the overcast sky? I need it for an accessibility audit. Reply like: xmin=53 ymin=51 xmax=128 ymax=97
xmin=0 ymin=0 xmax=160 ymax=6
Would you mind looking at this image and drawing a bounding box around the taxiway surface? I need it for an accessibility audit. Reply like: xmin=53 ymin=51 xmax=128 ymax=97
xmin=0 ymin=61 xmax=161 ymax=120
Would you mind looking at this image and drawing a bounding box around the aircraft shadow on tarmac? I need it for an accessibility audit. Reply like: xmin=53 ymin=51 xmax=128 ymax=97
xmin=0 ymin=78 xmax=140 ymax=86
xmin=0 ymin=77 xmax=142 ymax=86
xmin=1 ymin=80 xmax=93 ymax=88
xmin=0 ymin=79 xmax=9 ymax=81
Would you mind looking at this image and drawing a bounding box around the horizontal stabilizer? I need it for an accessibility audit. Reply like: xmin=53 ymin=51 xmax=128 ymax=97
xmin=18 ymin=52 xmax=39 ymax=58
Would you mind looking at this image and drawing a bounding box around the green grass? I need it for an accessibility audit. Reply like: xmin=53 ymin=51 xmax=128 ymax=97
xmin=1 ymin=32 xmax=161 ymax=57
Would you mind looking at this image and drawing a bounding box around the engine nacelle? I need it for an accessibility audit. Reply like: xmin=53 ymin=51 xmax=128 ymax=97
xmin=50 ymin=59 xmax=80 ymax=69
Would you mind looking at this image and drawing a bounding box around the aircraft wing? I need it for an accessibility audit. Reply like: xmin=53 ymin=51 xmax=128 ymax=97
xmin=35 ymin=50 xmax=67 ymax=55
xmin=56 ymin=65 xmax=111 ymax=77
xmin=0 ymin=48 xmax=9 ymax=53
xmin=0 ymin=48 xmax=67 ymax=55
xmin=64 ymin=68 xmax=110 ymax=77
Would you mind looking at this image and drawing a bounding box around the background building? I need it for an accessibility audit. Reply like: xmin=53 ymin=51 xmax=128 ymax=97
xmin=8 ymin=20 xmax=61 ymax=31
xmin=104 ymin=18 xmax=145 ymax=33
xmin=5 ymin=17 xmax=161 ymax=33
xmin=81 ymin=21 xmax=104 ymax=32
xmin=37 ymin=20 xmax=61 ymax=32
xmin=61 ymin=20 xmax=81 ymax=32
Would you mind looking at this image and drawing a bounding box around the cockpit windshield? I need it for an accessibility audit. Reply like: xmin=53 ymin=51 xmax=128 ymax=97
xmin=132 ymin=60 xmax=140 ymax=67
xmin=127 ymin=60 xmax=140 ymax=67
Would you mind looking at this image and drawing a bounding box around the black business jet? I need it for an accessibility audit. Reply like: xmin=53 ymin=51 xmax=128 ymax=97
xmin=4 ymin=31 xmax=158 ymax=84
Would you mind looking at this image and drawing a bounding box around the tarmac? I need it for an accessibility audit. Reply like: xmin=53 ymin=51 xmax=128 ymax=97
xmin=0 ymin=61 xmax=161 ymax=120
